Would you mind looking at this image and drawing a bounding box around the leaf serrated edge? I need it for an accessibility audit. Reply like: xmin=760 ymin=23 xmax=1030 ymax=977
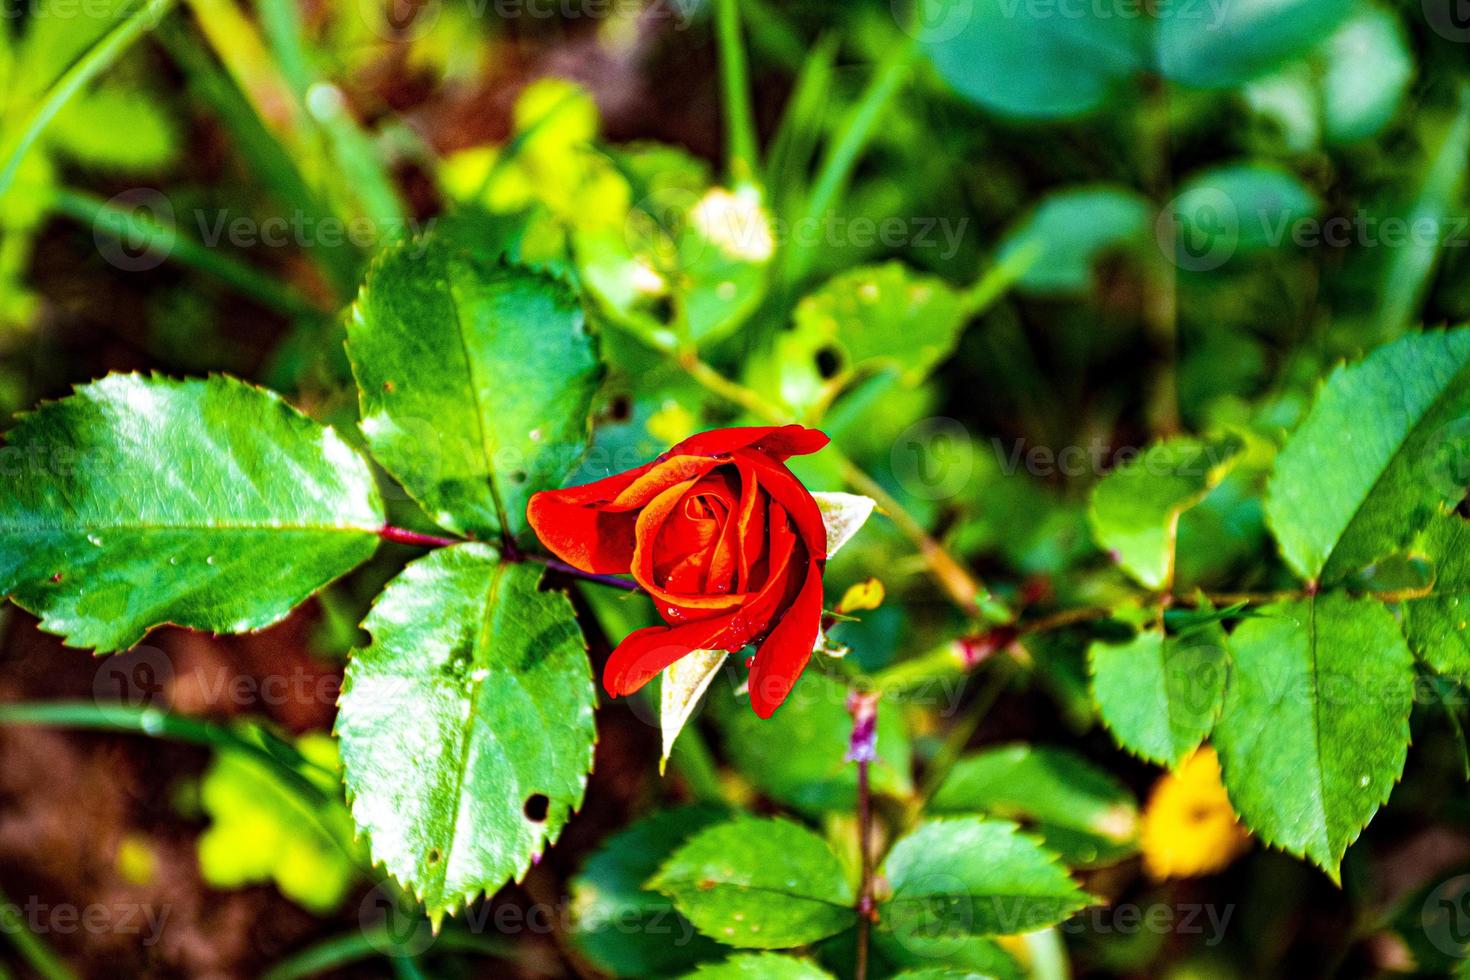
xmin=335 ymin=553 xmax=597 ymax=927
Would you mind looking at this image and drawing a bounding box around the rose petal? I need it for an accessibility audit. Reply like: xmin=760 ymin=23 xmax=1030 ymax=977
xmin=736 ymin=451 xmax=828 ymax=560
xmin=670 ymin=425 xmax=830 ymax=462
xmin=747 ymin=554 xmax=825 ymax=718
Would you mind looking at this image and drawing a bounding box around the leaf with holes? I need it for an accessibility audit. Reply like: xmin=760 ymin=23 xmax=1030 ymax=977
xmin=1266 ymin=329 xmax=1470 ymax=584
xmin=0 ymin=374 xmax=383 ymax=652
xmin=348 ymin=238 xmax=602 ymax=541
xmin=878 ymin=817 xmax=1090 ymax=955
xmin=793 ymin=262 xmax=968 ymax=387
xmin=1212 ymin=593 xmax=1413 ymax=880
xmin=1089 ymin=435 xmax=1243 ymax=590
xmin=337 ymin=544 xmax=596 ymax=922
xmin=1089 ymin=624 xmax=1228 ymax=767
xmin=649 ymin=815 xmax=856 ymax=949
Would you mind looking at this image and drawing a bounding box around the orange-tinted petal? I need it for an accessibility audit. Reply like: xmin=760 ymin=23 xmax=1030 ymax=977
xmin=670 ymin=425 xmax=830 ymax=462
xmin=748 ymin=555 xmax=825 ymax=718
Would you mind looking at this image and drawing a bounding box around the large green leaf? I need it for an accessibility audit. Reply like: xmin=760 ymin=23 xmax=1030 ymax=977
xmin=0 ymin=374 xmax=382 ymax=651
xmin=337 ymin=545 xmax=596 ymax=921
xmin=1088 ymin=436 xmax=1242 ymax=590
xmin=1213 ymin=594 xmax=1413 ymax=879
xmin=718 ymin=671 xmax=912 ymax=814
xmin=348 ymin=240 xmax=601 ymax=541
xmin=650 ymin=816 xmax=856 ymax=949
xmin=1266 ymin=330 xmax=1470 ymax=583
xmin=930 ymin=744 xmax=1139 ymax=868
xmin=1156 ymin=0 xmax=1350 ymax=88
xmin=1089 ymin=625 xmax=1228 ymax=767
xmin=918 ymin=0 xmax=1147 ymax=119
xmin=569 ymin=806 xmax=727 ymax=976
xmin=879 ymin=818 xmax=1089 ymax=955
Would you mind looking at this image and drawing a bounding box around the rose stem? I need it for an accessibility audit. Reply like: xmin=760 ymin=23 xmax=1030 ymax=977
xmin=379 ymin=526 xmax=643 ymax=592
xmin=529 ymin=554 xmax=642 ymax=592
xmin=377 ymin=525 xmax=462 ymax=549
xmin=847 ymin=690 xmax=880 ymax=980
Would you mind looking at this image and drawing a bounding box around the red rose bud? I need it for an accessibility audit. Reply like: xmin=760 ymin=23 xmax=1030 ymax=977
xmin=527 ymin=425 xmax=830 ymax=718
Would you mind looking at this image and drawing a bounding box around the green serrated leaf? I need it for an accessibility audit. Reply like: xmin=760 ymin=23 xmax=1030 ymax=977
xmin=570 ymin=806 xmax=727 ymax=977
xmin=684 ymin=954 xmax=836 ymax=978
xmin=930 ymin=744 xmax=1140 ymax=868
xmin=879 ymin=818 xmax=1090 ymax=955
xmin=792 ymin=262 xmax=968 ymax=387
xmin=718 ymin=670 xmax=913 ymax=814
xmin=0 ymin=374 xmax=383 ymax=651
xmin=337 ymin=544 xmax=595 ymax=922
xmin=1213 ymin=594 xmax=1413 ymax=880
xmin=1089 ymin=436 xmax=1243 ymax=590
xmin=1404 ymin=513 xmax=1470 ymax=680
xmin=650 ymin=815 xmax=857 ymax=949
xmin=1266 ymin=330 xmax=1470 ymax=583
xmin=348 ymin=243 xmax=601 ymax=541
xmin=1089 ymin=624 xmax=1227 ymax=767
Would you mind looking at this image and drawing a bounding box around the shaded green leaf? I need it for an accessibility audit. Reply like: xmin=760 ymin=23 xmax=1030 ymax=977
xmin=879 ymin=818 xmax=1090 ymax=954
xmin=930 ymin=744 xmax=1140 ymax=868
xmin=570 ymin=806 xmax=728 ymax=977
xmin=1156 ymin=0 xmax=1350 ymax=88
xmin=1213 ymin=594 xmax=1413 ymax=879
xmin=1089 ymin=624 xmax=1228 ymax=767
xmin=1400 ymin=513 xmax=1470 ymax=681
xmin=650 ymin=815 xmax=856 ymax=949
xmin=1266 ymin=330 xmax=1470 ymax=582
xmin=337 ymin=545 xmax=595 ymax=922
xmin=919 ymin=0 xmax=1147 ymax=118
xmin=0 ymin=374 xmax=382 ymax=651
xmin=997 ymin=186 xmax=1152 ymax=296
xmin=1089 ymin=435 xmax=1242 ymax=590
xmin=348 ymin=243 xmax=601 ymax=541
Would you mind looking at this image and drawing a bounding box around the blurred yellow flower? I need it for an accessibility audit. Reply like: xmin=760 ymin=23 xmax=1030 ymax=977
xmin=1140 ymin=746 xmax=1249 ymax=879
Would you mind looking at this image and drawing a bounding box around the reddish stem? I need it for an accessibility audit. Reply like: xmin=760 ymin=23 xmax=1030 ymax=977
xmin=377 ymin=526 xmax=641 ymax=592
xmin=378 ymin=525 xmax=462 ymax=549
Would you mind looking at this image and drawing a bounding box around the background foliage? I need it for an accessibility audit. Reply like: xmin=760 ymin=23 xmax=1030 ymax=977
xmin=5 ymin=0 xmax=1470 ymax=977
